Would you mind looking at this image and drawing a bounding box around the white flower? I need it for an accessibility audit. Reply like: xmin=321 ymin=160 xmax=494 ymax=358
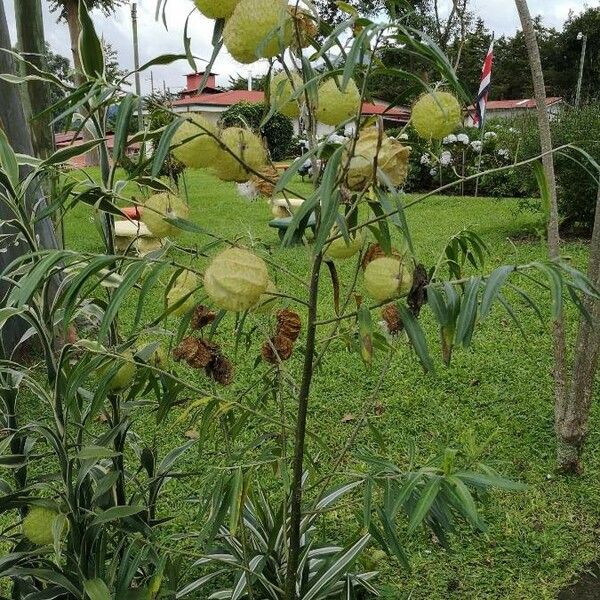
xmin=497 ymin=148 xmax=510 ymax=159
xmin=470 ymin=141 xmax=482 ymax=152
xmin=398 ymin=133 xmax=409 ymax=140
xmin=420 ymin=153 xmax=431 ymax=166
xmin=456 ymin=133 xmax=469 ymax=145
xmin=509 ymin=127 xmax=518 ymax=133
xmin=440 ymin=151 xmax=453 ymax=166
xmin=484 ymin=131 xmax=497 ymax=140
xmin=442 ymin=134 xmax=457 ymax=145
xmin=236 ymin=181 xmax=259 ymax=201
xmin=327 ymin=133 xmax=348 ymax=145
xmin=429 ymin=168 xmax=438 ymax=177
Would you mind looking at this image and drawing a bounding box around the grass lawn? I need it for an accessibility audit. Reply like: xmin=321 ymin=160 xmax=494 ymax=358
xmin=35 ymin=167 xmax=600 ymax=597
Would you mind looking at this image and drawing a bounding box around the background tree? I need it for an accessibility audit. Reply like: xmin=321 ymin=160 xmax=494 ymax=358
xmin=228 ymin=71 xmax=267 ymax=91
xmin=0 ymin=0 xmax=60 ymax=353
xmin=103 ymin=39 xmax=127 ymax=84
xmin=44 ymin=43 xmax=72 ymax=131
xmin=48 ymin=0 xmax=126 ymax=84
xmin=14 ymin=0 xmax=53 ymax=158
xmin=220 ymin=101 xmax=294 ymax=160
xmin=515 ymin=0 xmax=600 ymax=473
xmin=560 ymin=8 xmax=600 ymax=103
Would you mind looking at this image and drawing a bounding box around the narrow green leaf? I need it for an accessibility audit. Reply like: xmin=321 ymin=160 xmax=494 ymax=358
xmin=229 ymin=468 xmax=244 ymax=536
xmin=455 ymin=277 xmax=481 ymax=348
xmin=152 ymin=119 xmax=181 ymax=177
xmin=112 ymin=95 xmax=136 ymax=162
xmin=407 ymin=476 xmax=441 ymax=534
xmin=396 ymin=304 xmax=434 ymax=372
xmin=91 ymin=505 xmax=145 ymax=526
xmin=84 ymin=578 xmax=111 ymax=600
xmin=0 ymin=129 xmax=19 ymax=189
xmin=303 ymin=535 xmax=371 ymax=600
xmin=78 ymin=1 xmax=105 ymax=79
xmin=480 ymin=266 xmax=515 ymax=319
xmin=377 ymin=508 xmax=410 ymax=569
xmin=357 ymin=304 xmax=373 ymax=365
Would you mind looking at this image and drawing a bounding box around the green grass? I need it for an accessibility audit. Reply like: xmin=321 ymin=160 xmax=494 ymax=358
xmin=39 ymin=168 xmax=600 ymax=597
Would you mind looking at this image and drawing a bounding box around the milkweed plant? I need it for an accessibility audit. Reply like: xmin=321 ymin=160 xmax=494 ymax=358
xmin=0 ymin=0 xmax=597 ymax=598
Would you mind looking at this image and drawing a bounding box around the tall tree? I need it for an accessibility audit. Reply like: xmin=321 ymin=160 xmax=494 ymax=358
xmin=14 ymin=0 xmax=53 ymax=158
xmin=49 ymin=0 xmax=125 ymax=164
xmin=0 ymin=0 xmax=60 ymax=353
xmin=515 ymin=0 xmax=600 ymax=473
xmin=44 ymin=43 xmax=72 ymax=131
xmin=560 ymin=8 xmax=600 ymax=103
xmin=49 ymin=0 xmax=126 ymax=84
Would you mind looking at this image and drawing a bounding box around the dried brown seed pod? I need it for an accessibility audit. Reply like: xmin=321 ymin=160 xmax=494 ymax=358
xmin=261 ymin=334 xmax=294 ymax=364
xmin=289 ymin=6 xmax=318 ymax=49
xmin=408 ymin=264 xmax=429 ymax=317
xmin=206 ymin=354 xmax=233 ymax=385
xmin=249 ymin=165 xmax=279 ymax=198
xmin=381 ymin=304 xmax=403 ymax=335
xmin=190 ymin=304 xmax=217 ymax=330
xmin=187 ymin=339 xmax=219 ymax=369
xmin=276 ymin=309 xmax=302 ymax=342
xmin=172 ymin=336 xmax=219 ymax=369
xmin=173 ymin=337 xmax=201 ymax=363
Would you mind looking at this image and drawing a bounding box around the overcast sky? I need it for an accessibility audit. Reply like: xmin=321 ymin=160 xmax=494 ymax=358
xmin=3 ymin=0 xmax=597 ymax=94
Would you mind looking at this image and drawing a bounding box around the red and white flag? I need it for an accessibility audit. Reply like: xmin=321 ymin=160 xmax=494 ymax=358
xmin=473 ymin=39 xmax=494 ymax=128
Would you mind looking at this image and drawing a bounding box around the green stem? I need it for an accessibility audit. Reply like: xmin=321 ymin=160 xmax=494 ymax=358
xmin=283 ymin=252 xmax=322 ymax=600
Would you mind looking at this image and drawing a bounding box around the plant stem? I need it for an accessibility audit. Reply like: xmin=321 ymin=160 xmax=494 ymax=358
xmin=283 ymin=252 xmax=322 ymax=600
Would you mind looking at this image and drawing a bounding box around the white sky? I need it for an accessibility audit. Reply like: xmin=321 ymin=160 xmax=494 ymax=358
xmin=3 ymin=0 xmax=597 ymax=94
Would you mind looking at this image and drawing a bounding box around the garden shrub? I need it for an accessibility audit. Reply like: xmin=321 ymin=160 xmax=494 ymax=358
xmin=404 ymin=105 xmax=600 ymax=233
xmin=552 ymin=103 xmax=600 ymax=232
xmin=220 ymin=101 xmax=294 ymax=161
xmin=402 ymin=119 xmax=539 ymax=198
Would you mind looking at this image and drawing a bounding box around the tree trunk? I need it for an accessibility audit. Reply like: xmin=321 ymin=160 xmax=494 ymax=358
xmin=14 ymin=0 xmax=53 ymax=159
xmin=63 ymin=0 xmax=98 ymax=166
xmin=555 ymin=187 xmax=600 ymax=472
xmin=0 ymin=0 xmax=60 ymax=355
xmin=515 ymin=0 xmax=600 ymax=474
xmin=64 ymin=0 xmax=84 ymax=85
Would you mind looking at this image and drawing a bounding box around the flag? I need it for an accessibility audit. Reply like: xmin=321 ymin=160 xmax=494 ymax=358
xmin=473 ymin=39 xmax=494 ymax=128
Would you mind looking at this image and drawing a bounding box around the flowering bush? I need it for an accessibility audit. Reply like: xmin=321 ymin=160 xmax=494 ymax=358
xmin=401 ymin=120 xmax=538 ymax=198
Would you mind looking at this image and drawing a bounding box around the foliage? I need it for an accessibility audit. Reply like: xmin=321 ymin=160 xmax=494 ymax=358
xmin=187 ymin=479 xmax=378 ymax=599
xmin=220 ymin=101 xmax=294 ymax=161
xmin=371 ymin=6 xmax=600 ymax=105
xmin=228 ymin=72 xmax=268 ymax=91
xmin=102 ymin=40 xmax=127 ymax=85
xmin=141 ymin=91 xmax=186 ymax=184
xmin=551 ymin=103 xmax=600 ymax=232
xmin=42 ymin=43 xmax=72 ymax=131
xmin=48 ymin=0 xmax=127 ymax=20
xmin=400 ymin=120 xmax=537 ymax=198
xmin=0 ymin=2 xmax=598 ymax=600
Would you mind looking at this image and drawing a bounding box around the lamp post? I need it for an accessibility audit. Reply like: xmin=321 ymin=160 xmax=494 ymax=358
xmin=131 ymin=1 xmax=143 ymax=130
xmin=575 ymin=31 xmax=587 ymax=108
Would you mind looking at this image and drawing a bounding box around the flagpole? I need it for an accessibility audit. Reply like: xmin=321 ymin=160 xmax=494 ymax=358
xmin=474 ymin=111 xmax=487 ymax=197
xmin=474 ymin=34 xmax=494 ymax=198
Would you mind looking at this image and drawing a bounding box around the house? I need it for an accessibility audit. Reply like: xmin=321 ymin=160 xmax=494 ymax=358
xmin=54 ymin=131 xmax=141 ymax=167
xmin=465 ymin=97 xmax=564 ymax=127
xmin=172 ymin=72 xmax=410 ymax=136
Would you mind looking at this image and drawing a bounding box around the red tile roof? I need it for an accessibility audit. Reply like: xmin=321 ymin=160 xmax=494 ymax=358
xmin=469 ymin=97 xmax=563 ymax=111
xmin=173 ymin=90 xmax=266 ymax=106
xmin=54 ymin=132 xmax=140 ymax=153
xmin=55 ymin=131 xmax=83 ymax=144
xmin=361 ymin=100 xmax=409 ymax=120
xmin=173 ymin=90 xmax=409 ymax=120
